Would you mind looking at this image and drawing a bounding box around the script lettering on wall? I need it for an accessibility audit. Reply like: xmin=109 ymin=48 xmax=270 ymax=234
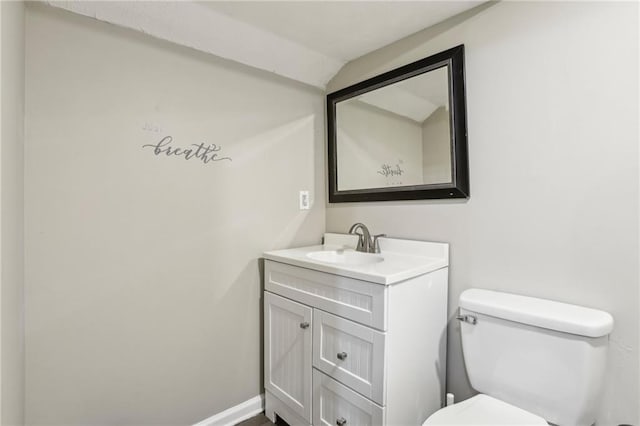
xmin=376 ymin=161 xmax=405 ymax=186
xmin=142 ymin=136 xmax=232 ymax=165
xmin=377 ymin=163 xmax=404 ymax=178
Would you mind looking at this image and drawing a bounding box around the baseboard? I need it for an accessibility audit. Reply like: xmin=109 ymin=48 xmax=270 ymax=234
xmin=193 ymin=394 xmax=265 ymax=426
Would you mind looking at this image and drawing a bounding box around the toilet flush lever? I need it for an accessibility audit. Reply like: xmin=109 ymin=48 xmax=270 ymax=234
xmin=456 ymin=314 xmax=477 ymax=325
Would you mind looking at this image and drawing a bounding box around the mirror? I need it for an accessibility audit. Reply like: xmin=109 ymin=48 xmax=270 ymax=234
xmin=327 ymin=45 xmax=469 ymax=202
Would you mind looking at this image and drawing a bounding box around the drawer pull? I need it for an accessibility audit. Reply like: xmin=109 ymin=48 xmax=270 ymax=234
xmin=299 ymin=322 xmax=310 ymax=329
xmin=337 ymin=352 xmax=348 ymax=361
xmin=336 ymin=417 xmax=347 ymax=426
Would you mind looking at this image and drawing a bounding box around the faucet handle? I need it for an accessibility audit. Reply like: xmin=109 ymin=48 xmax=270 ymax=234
xmin=371 ymin=234 xmax=386 ymax=253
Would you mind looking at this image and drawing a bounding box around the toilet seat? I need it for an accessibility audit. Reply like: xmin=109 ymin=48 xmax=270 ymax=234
xmin=423 ymin=394 xmax=548 ymax=425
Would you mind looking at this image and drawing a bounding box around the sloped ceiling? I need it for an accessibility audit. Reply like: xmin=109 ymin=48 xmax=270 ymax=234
xmin=47 ymin=1 xmax=482 ymax=89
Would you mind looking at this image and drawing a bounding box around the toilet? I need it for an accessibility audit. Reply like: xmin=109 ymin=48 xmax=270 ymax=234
xmin=424 ymin=288 xmax=614 ymax=425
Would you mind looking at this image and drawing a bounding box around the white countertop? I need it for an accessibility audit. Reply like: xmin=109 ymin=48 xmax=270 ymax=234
xmin=263 ymin=233 xmax=449 ymax=285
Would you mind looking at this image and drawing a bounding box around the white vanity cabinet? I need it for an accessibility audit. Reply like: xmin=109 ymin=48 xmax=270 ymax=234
xmin=263 ymin=237 xmax=449 ymax=426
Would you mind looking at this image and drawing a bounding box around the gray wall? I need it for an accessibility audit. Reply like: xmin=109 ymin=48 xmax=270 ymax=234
xmin=24 ymin=4 xmax=324 ymax=425
xmin=1 ymin=1 xmax=26 ymax=425
xmin=327 ymin=2 xmax=639 ymax=425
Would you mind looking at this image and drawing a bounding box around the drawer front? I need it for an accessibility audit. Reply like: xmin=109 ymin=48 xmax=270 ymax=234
xmin=313 ymin=369 xmax=385 ymax=426
xmin=265 ymin=260 xmax=387 ymax=330
xmin=313 ymin=310 xmax=386 ymax=405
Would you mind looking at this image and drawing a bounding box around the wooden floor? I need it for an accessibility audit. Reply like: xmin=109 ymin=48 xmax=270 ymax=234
xmin=236 ymin=413 xmax=276 ymax=426
xmin=236 ymin=413 xmax=289 ymax=426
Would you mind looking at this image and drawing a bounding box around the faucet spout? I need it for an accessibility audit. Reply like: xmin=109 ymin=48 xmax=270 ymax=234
xmin=348 ymin=223 xmax=372 ymax=253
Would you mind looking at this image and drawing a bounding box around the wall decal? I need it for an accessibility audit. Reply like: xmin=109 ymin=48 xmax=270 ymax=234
xmin=142 ymin=136 xmax=232 ymax=164
xmin=377 ymin=163 xmax=404 ymax=178
xmin=142 ymin=122 xmax=162 ymax=133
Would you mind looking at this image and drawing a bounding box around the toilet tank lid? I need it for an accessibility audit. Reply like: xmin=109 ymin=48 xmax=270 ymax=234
xmin=459 ymin=289 xmax=614 ymax=337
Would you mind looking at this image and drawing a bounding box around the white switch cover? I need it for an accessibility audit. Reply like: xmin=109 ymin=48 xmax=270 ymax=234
xmin=299 ymin=190 xmax=310 ymax=210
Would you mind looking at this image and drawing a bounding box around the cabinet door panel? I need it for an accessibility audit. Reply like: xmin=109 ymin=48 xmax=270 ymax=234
xmin=264 ymin=292 xmax=312 ymax=422
xmin=313 ymin=310 xmax=386 ymax=405
xmin=313 ymin=369 xmax=385 ymax=426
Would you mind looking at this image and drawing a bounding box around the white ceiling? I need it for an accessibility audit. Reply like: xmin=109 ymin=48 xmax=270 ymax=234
xmin=201 ymin=1 xmax=481 ymax=62
xmin=48 ymin=1 xmax=482 ymax=88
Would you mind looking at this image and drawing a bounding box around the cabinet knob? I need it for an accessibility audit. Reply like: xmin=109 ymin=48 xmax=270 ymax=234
xmin=299 ymin=322 xmax=310 ymax=329
xmin=336 ymin=417 xmax=347 ymax=426
xmin=337 ymin=352 xmax=348 ymax=360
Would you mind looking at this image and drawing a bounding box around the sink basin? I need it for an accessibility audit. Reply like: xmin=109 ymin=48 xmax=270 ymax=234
xmin=306 ymin=250 xmax=384 ymax=266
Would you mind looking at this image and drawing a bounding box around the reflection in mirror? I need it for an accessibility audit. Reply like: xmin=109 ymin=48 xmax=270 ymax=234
xmin=327 ymin=45 xmax=469 ymax=202
xmin=336 ymin=66 xmax=451 ymax=191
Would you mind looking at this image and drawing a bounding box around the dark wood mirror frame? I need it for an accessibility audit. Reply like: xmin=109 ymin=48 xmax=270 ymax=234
xmin=327 ymin=44 xmax=469 ymax=203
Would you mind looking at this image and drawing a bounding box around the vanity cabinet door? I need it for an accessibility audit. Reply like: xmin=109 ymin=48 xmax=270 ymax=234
xmin=264 ymin=292 xmax=313 ymax=423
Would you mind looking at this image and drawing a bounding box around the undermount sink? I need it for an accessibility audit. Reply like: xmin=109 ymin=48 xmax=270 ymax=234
xmin=306 ymin=250 xmax=384 ymax=266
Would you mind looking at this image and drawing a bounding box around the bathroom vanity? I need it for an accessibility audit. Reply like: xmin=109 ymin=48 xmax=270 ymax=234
xmin=262 ymin=234 xmax=449 ymax=426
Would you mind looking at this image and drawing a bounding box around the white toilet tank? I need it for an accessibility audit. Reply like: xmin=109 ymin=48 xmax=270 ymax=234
xmin=459 ymin=289 xmax=614 ymax=426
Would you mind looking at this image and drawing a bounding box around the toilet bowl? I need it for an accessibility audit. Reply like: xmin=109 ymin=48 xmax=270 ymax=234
xmin=423 ymin=288 xmax=613 ymax=425
xmin=422 ymin=394 xmax=547 ymax=425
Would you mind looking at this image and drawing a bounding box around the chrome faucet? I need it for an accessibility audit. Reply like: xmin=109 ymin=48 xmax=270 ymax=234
xmin=348 ymin=223 xmax=386 ymax=253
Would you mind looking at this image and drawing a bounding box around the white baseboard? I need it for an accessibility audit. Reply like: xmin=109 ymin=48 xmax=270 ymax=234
xmin=193 ymin=394 xmax=265 ymax=426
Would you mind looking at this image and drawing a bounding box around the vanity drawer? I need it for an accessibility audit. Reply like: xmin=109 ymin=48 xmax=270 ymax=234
xmin=264 ymin=260 xmax=387 ymax=330
xmin=313 ymin=369 xmax=385 ymax=426
xmin=313 ymin=310 xmax=386 ymax=405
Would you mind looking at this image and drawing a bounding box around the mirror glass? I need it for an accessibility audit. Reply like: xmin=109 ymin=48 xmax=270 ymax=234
xmin=327 ymin=45 xmax=469 ymax=202
xmin=336 ymin=66 xmax=451 ymax=190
